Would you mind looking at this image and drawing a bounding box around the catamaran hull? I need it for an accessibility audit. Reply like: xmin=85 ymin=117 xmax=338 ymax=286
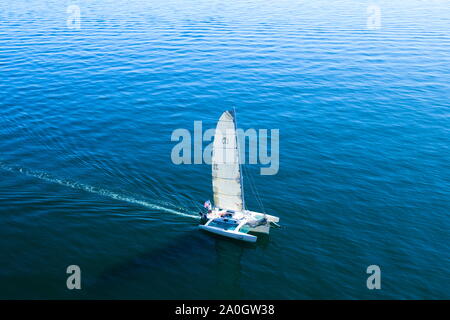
xmin=198 ymin=225 xmax=257 ymax=243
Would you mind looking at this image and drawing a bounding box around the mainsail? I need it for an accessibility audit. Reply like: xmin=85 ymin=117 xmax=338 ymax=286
xmin=212 ymin=110 xmax=243 ymax=212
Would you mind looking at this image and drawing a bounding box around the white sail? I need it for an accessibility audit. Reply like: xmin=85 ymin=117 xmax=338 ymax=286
xmin=212 ymin=110 xmax=243 ymax=212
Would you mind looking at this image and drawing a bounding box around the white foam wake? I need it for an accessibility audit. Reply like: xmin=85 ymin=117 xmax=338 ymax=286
xmin=0 ymin=163 xmax=200 ymax=220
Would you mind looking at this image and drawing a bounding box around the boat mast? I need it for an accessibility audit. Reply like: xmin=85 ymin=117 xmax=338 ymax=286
xmin=233 ymin=107 xmax=245 ymax=212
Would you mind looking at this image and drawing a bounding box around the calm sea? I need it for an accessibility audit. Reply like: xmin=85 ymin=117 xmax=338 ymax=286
xmin=0 ymin=0 xmax=449 ymax=299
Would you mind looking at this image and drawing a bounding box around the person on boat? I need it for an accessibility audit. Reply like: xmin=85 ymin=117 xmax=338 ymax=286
xmin=203 ymin=200 xmax=212 ymax=211
xmin=199 ymin=211 xmax=208 ymax=222
xmin=199 ymin=200 xmax=212 ymax=222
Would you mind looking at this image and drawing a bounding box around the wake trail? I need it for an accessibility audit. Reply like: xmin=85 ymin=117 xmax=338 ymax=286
xmin=0 ymin=163 xmax=200 ymax=220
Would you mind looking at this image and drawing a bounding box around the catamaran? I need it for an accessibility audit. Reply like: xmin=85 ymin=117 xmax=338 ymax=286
xmin=198 ymin=110 xmax=280 ymax=242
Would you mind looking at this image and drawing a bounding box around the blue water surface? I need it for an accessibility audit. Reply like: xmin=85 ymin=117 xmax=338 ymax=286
xmin=0 ymin=0 xmax=449 ymax=299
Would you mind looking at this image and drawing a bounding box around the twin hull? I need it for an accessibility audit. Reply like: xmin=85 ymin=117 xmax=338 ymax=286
xmin=198 ymin=210 xmax=279 ymax=243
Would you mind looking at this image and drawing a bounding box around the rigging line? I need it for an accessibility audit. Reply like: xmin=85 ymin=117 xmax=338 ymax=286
xmin=233 ymin=106 xmax=246 ymax=210
xmin=251 ymin=169 xmax=266 ymax=214
xmin=244 ymin=166 xmax=259 ymax=211
xmin=254 ymin=180 xmax=266 ymax=215
xmin=243 ymin=163 xmax=266 ymax=214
